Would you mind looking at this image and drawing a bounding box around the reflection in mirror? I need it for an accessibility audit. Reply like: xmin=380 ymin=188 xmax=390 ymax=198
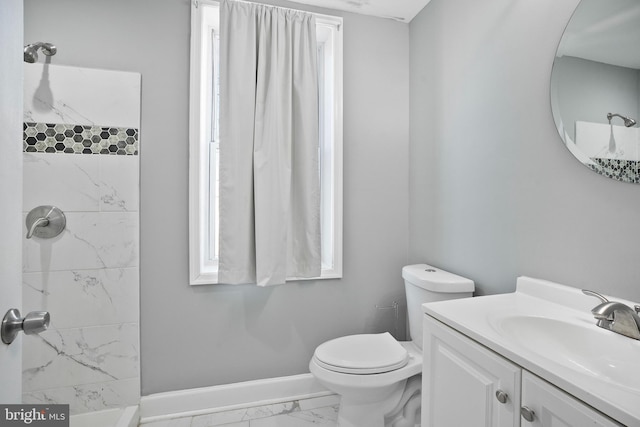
xmin=551 ymin=0 xmax=640 ymax=183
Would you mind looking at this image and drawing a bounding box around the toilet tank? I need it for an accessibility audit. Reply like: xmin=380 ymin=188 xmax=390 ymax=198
xmin=403 ymin=264 xmax=474 ymax=350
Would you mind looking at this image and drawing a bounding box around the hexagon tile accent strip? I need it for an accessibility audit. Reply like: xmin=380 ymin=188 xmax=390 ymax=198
xmin=590 ymin=157 xmax=638 ymax=184
xmin=23 ymin=122 xmax=139 ymax=155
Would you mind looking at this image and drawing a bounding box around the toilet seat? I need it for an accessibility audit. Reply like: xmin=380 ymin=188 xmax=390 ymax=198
xmin=313 ymin=332 xmax=409 ymax=374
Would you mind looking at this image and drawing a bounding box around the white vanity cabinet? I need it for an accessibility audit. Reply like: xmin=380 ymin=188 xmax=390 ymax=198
xmin=422 ymin=315 xmax=622 ymax=427
xmin=520 ymin=371 xmax=621 ymax=427
xmin=422 ymin=314 xmax=521 ymax=427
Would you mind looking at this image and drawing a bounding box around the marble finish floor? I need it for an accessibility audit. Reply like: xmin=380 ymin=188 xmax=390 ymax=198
xmin=141 ymin=395 xmax=339 ymax=427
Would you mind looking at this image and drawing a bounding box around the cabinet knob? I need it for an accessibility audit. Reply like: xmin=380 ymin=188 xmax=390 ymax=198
xmin=521 ymin=406 xmax=536 ymax=422
xmin=495 ymin=390 xmax=508 ymax=404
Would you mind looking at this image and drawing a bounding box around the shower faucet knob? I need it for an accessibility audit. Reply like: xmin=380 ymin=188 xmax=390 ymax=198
xmin=1 ymin=309 xmax=51 ymax=345
xmin=22 ymin=311 xmax=51 ymax=335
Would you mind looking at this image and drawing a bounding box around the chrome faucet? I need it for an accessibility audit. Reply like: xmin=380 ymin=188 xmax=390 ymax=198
xmin=582 ymin=290 xmax=640 ymax=340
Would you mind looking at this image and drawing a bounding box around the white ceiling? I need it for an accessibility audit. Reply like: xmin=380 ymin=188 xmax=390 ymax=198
xmin=286 ymin=0 xmax=432 ymax=22
xmin=557 ymin=0 xmax=640 ymax=69
xmin=287 ymin=0 xmax=640 ymax=66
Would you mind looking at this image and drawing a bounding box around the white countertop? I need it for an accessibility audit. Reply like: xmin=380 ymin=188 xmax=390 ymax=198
xmin=422 ymin=276 xmax=640 ymax=427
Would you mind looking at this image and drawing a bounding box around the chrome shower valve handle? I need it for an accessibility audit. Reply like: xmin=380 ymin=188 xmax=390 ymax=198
xmin=25 ymin=205 xmax=66 ymax=239
xmin=27 ymin=216 xmax=50 ymax=239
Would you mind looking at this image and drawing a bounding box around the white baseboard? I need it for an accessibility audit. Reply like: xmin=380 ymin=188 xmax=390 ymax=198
xmin=139 ymin=373 xmax=332 ymax=424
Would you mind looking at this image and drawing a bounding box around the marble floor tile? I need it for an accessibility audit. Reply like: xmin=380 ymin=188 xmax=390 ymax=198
xmin=249 ymin=405 xmax=338 ymax=426
xmin=298 ymin=395 xmax=340 ymax=411
xmin=191 ymin=401 xmax=299 ymax=426
xmin=140 ymin=418 xmax=193 ymax=427
xmin=143 ymin=418 xmax=251 ymax=427
xmin=213 ymin=423 xmax=249 ymax=427
xmin=139 ymin=397 xmax=339 ymax=427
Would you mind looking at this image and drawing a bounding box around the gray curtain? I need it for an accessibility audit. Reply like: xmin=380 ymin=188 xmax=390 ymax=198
xmin=218 ymin=0 xmax=321 ymax=286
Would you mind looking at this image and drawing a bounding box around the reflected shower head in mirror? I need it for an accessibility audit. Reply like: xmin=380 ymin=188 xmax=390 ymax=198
xmin=607 ymin=113 xmax=637 ymax=128
xmin=23 ymin=42 xmax=57 ymax=63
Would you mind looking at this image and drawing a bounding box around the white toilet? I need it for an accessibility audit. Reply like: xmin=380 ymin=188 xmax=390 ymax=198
xmin=309 ymin=264 xmax=474 ymax=427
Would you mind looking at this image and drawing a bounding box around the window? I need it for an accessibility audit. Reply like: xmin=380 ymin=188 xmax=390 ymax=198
xmin=189 ymin=0 xmax=343 ymax=285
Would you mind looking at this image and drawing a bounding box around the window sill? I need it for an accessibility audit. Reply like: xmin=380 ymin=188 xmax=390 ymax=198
xmin=190 ymin=269 xmax=341 ymax=286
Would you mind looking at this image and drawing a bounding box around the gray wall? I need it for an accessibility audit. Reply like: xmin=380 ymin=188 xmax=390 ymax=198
xmin=409 ymin=0 xmax=640 ymax=300
xmin=554 ymin=56 xmax=640 ymax=142
xmin=25 ymin=0 xmax=409 ymax=395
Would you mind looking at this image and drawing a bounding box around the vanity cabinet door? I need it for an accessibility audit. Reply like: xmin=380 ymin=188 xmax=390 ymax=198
xmin=423 ymin=315 xmax=521 ymax=427
xmin=521 ymin=371 xmax=623 ymax=427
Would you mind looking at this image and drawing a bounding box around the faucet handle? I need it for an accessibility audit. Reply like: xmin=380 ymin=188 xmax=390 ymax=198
xmin=591 ymin=301 xmax=617 ymax=321
xmin=26 ymin=216 xmax=50 ymax=239
xmin=635 ymin=305 xmax=640 ymax=315
xmin=25 ymin=205 xmax=65 ymax=240
xmin=582 ymin=289 xmax=609 ymax=303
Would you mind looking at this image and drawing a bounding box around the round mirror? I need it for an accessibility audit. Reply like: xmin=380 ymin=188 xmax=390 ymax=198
xmin=551 ymin=0 xmax=640 ymax=183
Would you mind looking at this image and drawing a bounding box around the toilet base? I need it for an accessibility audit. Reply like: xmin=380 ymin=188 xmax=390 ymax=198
xmin=335 ymin=376 xmax=421 ymax=427
xmin=385 ymin=375 xmax=421 ymax=427
xmin=336 ymin=380 xmax=406 ymax=427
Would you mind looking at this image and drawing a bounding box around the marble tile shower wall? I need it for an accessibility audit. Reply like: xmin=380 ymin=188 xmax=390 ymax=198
xmin=21 ymin=64 xmax=141 ymax=415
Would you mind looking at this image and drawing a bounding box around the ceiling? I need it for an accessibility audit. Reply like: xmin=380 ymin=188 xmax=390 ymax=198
xmin=557 ymin=0 xmax=640 ymax=69
xmin=287 ymin=0 xmax=432 ymax=22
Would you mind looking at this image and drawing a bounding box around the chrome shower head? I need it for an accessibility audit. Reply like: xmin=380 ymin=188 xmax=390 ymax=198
xmin=23 ymin=46 xmax=37 ymax=63
xmin=607 ymin=112 xmax=637 ymax=128
xmin=23 ymin=42 xmax=57 ymax=63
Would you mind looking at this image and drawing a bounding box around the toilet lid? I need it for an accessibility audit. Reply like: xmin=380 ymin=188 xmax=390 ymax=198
xmin=313 ymin=332 xmax=409 ymax=374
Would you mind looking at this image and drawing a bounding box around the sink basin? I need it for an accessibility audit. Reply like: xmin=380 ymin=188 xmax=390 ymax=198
xmin=493 ymin=316 xmax=640 ymax=392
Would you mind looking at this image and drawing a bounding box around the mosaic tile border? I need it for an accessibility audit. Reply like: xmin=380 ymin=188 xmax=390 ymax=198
xmin=590 ymin=157 xmax=638 ymax=184
xmin=23 ymin=122 xmax=139 ymax=155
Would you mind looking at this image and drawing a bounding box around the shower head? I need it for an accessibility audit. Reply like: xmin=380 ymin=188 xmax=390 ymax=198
xmin=23 ymin=42 xmax=57 ymax=63
xmin=23 ymin=45 xmax=38 ymax=63
xmin=607 ymin=112 xmax=637 ymax=128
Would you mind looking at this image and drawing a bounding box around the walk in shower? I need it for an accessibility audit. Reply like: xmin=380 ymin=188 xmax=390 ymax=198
xmin=22 ymin=53 xmax=141 ymax=427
